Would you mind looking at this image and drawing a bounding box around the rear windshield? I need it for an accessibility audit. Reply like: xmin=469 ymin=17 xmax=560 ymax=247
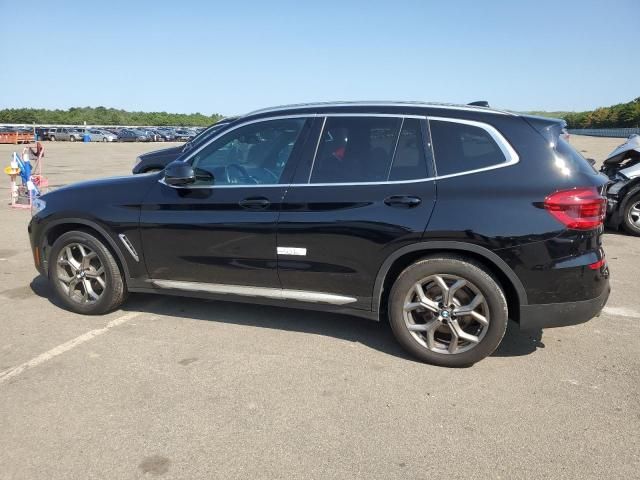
xmin=555 ymin=138 xmax=598 ymax=175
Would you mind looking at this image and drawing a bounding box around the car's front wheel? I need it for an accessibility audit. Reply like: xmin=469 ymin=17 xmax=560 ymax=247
xmin=622 ymin=193 xmax=640 ymax=236
xmin=49 ymin=230 xmax=127 ymax=315
xmin=388 ymin=255 xmax=508 ymax=367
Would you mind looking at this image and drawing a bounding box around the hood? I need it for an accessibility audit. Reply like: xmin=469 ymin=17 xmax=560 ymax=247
xmin=139 ymin=145 xmax=183 ymax=161
xmin=47 ymin=173 xmax=158 ymax=203
xmin=604 ymin=134 xmax=640 ymax=165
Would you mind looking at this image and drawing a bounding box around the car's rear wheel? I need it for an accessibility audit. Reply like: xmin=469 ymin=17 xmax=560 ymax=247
xmin=102 ymin=137 xmax=108 ymax=142
xmin=49 ymin=135 xmax=56 ymax=141
xmin=69 ymin=136 xmax=76 ymax=142
xmin=622 ymin=194 xmax=640 ymax=236
xmin=388 ymin=255 xmax=508 ymax=367
xmin=49 ymin=231 xmax=127 ymax=315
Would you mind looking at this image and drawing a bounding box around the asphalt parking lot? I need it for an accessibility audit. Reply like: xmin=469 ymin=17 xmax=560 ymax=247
xmin=0 ymin=138 xmax=638 ymax=479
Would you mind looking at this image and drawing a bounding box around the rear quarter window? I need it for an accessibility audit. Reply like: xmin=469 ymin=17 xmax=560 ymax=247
xmin=429 ymin=120 xmax=508 ymax=176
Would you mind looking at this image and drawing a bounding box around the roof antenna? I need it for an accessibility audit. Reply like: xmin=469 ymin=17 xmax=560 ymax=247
xmin=468 ymin=101 xmax=490 ymax=107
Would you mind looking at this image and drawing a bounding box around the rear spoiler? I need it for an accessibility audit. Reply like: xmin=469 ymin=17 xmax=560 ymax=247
xmin=520 ymin=114 xmax=567 ymax=144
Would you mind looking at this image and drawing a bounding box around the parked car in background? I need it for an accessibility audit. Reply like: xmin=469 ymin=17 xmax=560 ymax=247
xmin=602 ymin=134 xmax=640 ymax=236
xmin=134 ymin=128 xmax=158 ymax=141
xmin=35 ymin=127 xmax=49 ymax=140
xmin=173 ymin=129 xmax=196 ymax=141
xmin=44 ymin=128 xmax=59 ymax=141
xmin=86 ymin=129 xmax=117 ymax=142
xmin=132 ymin=118 xmax=238 ymax=173
xmin=30 ymin=101 xmax=610 ymax=366
xmin=49 ymin=127 xmax=84 ymax=142
xmin=151 ymin=128 xmax=176 ymax=142
xmin=118 ymin=129 xmax=150 ymax=142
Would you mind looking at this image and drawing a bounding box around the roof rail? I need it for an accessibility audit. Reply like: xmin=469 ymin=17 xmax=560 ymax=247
xmin=245 ymin=101 xmax=512 ymax=117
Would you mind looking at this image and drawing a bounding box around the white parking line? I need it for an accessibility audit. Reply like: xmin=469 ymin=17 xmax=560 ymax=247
xmin=0 ymin=311 xmax=145 ymax=385
xmin=603 ymin=306 xmax=640 ymax=318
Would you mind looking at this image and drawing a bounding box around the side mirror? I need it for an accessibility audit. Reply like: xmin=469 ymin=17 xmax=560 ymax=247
xmin=163 ymin=160 xmax=195 ymax=187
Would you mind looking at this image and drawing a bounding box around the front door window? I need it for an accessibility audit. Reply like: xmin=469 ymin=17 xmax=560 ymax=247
xmin=189 ymin=118 xmax=306 ymax=186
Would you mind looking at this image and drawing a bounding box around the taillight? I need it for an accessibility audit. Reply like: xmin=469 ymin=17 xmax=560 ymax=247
xmin=544 ymin=187 xmax=606 ymax=230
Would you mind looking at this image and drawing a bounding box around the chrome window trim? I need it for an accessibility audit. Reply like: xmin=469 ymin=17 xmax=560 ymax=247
xmin=151 ymin=279 xmax=357 ymax=305
xmin=158 ymin=113 xmax=519 ymax=189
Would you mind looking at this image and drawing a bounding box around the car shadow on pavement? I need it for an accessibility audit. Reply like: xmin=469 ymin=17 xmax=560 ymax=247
xmin=30 ymin=275 xmax=543 ymax=363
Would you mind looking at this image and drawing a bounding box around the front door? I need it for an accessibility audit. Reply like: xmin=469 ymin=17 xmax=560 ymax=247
xmin=140 ymin=116 xmax=312 ymax=288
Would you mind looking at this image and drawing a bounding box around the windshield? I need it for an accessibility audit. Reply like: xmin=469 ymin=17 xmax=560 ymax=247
xmin=182 ymin=123 xmax=229 ymax=152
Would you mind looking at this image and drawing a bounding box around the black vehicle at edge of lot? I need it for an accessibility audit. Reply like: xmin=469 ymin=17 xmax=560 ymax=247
xmin=28 ymin=101 xmax=610 ymax=366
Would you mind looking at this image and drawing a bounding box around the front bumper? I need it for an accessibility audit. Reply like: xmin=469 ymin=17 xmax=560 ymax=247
xmin=519 ymin=280 xmax=610 ymax=331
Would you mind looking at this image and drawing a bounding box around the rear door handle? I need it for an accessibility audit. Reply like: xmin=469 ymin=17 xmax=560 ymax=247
xmin=384 ymin=195 xmax=421 ymax=208
xmin=239 ymin=197 xmax=271 ymax=210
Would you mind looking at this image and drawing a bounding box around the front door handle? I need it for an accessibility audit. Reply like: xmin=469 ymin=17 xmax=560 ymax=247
xmin=239 ymin=197 xmax=271 ymax=210
xmin=384 ymin=195 xmax=421 ymax=208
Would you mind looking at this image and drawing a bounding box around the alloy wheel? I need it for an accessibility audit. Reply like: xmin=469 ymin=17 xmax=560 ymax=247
xmin=403 ymin=274 xmax=490 ymax=354
xmin=56 ymin=243 xmax=106 ymax=304
xmin=628 ymin=200 xmax=640 ymax=228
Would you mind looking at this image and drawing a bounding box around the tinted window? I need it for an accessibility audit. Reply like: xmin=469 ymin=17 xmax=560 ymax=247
xmin=430 ymin=120 xmax=506 ymax=176
xmin=388 ymin=118 xmax=428 ymax=181
xmin=310 ymin=117 xmax=401 ymax=183
xmin=190 ymin=118 xmax=305 ymax=186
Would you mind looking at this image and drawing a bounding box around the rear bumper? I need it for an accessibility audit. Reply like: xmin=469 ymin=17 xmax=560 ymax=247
xmin=519 ymin=280 xmax=610 ymax=331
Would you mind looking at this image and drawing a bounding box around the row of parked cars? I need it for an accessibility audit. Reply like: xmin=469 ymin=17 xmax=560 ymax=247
xmin=28 ymin=126 xmax=205 ymax=142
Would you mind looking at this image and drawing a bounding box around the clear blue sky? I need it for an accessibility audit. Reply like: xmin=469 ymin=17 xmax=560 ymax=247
xmin=0 ymin=0 xmax=636 ymax=116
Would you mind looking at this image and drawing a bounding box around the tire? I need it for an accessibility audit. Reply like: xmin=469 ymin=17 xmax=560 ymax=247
xmin=49 ymin=230 xmax=127 ymax=315
xmin=622 ymin=193 xmax=640 ymax=236
xmin=50 ymin=135 xmax=56 ymax=141
xmin=102 ymin=137 xmax=108 ymax=142
xmin=388 ymin=255 xmax=508 ymax=367
xmin=69 ymin=136 xmax=76 ymax=142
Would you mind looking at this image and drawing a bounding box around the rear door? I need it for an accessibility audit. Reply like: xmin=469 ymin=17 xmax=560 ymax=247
xmin=277 ymin=114 xmax=437 ymax=310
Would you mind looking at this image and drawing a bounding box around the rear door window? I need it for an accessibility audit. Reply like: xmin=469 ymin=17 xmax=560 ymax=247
xmin=429 ymin=120 xmax=507 ymax=176
xmin=310 ymin=117 xmax=402 ymax=183
xmin=310 ymin=116 xmax=402 ymax=184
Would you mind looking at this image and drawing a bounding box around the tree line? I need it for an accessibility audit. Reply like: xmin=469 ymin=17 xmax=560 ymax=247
xmin=527 ymin=97 xmax=640 ymax=129
xmin=0 ymin=106 xmax=224 ymax=127
xmin=1 ymin=98 xmax=639 ymax=129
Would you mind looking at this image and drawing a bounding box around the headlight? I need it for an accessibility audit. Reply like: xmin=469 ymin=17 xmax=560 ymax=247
xmin=31 ymin=197 xmax=46 ymax=216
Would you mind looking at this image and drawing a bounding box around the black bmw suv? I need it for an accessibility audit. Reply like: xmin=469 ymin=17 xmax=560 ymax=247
xmin=28 ymin=102 xmax=610 ymax=366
